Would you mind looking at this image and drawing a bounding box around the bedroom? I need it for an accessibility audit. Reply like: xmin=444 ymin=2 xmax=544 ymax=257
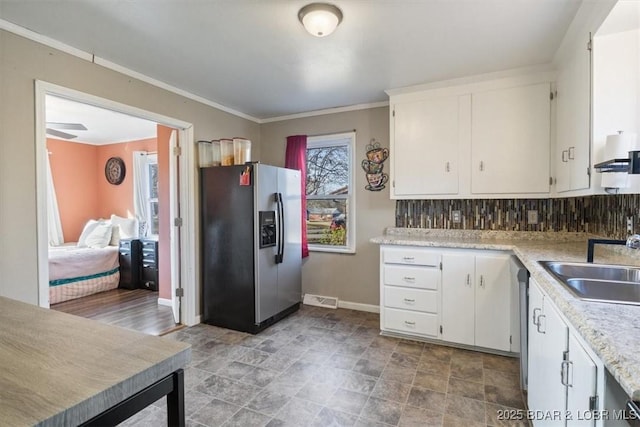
xmin=45 ymin=94 xmax=179 ymax=335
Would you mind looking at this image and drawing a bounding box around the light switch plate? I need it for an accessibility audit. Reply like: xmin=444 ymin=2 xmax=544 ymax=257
xmin=452 ymin=210 xmax=461 ymax=223
xmin=527 ymin=210 xmax=538 ymax=225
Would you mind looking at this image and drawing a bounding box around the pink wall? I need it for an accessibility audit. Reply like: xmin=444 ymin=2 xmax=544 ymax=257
xmin=47 ymin=138 xmax=99 ymax=242
xmin=95 ymin=138 xmax=157 ymax=219
xmin=49 ymin=138 xmax=157 ymax=242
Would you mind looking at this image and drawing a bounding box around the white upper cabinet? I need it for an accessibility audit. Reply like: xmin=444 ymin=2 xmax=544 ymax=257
xmin=391 ymin=95 xmax=465 ymax=197
xmin=471 ymin=83 xmax=551 ymax=194
xmin=554 ymin=34 xmax=592 ymax=193
xmin=388 ymin=72 xmax=553 ymax=199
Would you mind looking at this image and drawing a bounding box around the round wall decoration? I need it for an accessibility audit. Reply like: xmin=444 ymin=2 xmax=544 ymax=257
xmin=105 ymin=157 xmax=126 ymax=185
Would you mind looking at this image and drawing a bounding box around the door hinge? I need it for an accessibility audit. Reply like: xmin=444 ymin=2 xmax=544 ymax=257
xmin=440 ymin=325 xmax=443 ymax=334
xmin=174 ymin=217 xmax=183 ymax=227
xmin=173 ymin=146 xmax=182 ymax=156
xmin=175 ymin=288 xmax=184 ymax=298
xmin=589 ymin=395 xmax=599 ymax=411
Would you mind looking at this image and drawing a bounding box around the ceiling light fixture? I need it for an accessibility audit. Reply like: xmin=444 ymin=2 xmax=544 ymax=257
xmin=298 ymin=3 xmax=343 ymax=37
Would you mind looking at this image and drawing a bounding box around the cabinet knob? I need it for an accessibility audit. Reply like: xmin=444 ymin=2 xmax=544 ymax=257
xmin=562 ymin=150 xmax=568 ymax=162
xmin=404 ymin=320 xmax=416 ymax=326
xmin=445 ymin=161 xmax=450 ymax=172
xmin=466 ymin=274 xmax=471 ymax=286
xmin=479 ymin=161 xmax=484 ymax=171
xmin=479 ymin=275 xmax=485 ymax=288
xmin=568 ymin=146 xmax=575 ymax=160
xmin=532 ymin=307 xmax=541 ymax=325
xmin=536 ymin=314 xmax=546 ymax=334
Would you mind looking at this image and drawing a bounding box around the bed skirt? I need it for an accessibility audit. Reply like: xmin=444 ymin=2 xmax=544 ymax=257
xmin=50 ymin=268 xmax=120 ymax=305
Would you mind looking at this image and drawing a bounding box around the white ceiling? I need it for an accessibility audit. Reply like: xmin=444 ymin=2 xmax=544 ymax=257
xmin=46 ymin=95 xmax=158 ymax=145
xmin=1 ymin=0 xmax=585 ymax=121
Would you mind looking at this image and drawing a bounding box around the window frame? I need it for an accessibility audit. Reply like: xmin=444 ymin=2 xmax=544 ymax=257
xmin=145 ymin=153 xmax=159 ymax=237
xmin=306 ymin=131 xmax=356 ymax=254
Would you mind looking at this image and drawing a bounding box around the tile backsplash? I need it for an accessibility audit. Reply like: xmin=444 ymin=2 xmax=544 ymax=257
xmin=396 ymin=194 xmax=640 ymax=238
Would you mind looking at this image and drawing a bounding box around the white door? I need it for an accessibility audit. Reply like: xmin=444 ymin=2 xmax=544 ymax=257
xmin=475 ymin=254 xmax=512 ymax=351
xmin=555 ymin=33 xmax=591 ymax=193
xmin=528 ymin=281 xmax=569 ymax=427
xmin=471 ymin=83 xmax=551 ymax=194
xmin=168 ymin=129 xmax=180 ymax=324
xmin=392 ymin=95 xmax=463 ymax=196
xmin=441 ymin=252 xmax=475 ymax=345
xmin=567 ymin=333 xmax=597 ymax=427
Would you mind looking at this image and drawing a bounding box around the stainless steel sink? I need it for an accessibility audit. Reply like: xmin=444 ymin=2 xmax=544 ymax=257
xmin=539 ymin=261 xmax=640 ymax=305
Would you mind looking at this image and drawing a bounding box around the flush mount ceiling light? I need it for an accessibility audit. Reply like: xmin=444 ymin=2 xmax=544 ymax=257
xmin=298 ymin=3 xmax=343 ymax=37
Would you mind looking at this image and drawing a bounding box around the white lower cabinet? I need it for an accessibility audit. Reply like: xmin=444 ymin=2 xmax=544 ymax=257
xmin=528 ymin=278 xmax=601 ymax=427
xmin=441 ymin=251 xmax=513 ymax=352
xmin=380 ymin=246 xmax=441 ymax=339
xmin=380 ymin=245 xmax=516 ymax=352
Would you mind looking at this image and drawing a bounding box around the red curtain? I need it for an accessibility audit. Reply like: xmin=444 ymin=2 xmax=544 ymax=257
xmin=285 ymin=135 xmax=309 ymax=258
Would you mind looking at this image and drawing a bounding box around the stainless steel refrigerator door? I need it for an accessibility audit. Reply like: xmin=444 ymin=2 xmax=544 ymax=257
xmin=254 ymin=164 xmax=280 ymax=323
xmin=276 ymin=167 xmax=302 ymax=313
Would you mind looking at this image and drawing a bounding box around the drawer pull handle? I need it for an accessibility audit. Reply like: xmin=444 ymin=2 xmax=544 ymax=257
xmin=403 ymin=276 xmax=416 ymax=282
xmin=402 ymin=256 xmax=415 ymax=262
xmin=403 ymin=298 xmax=415 ymax=303
xmin=404 ymin=320 xmax=416 ymax=326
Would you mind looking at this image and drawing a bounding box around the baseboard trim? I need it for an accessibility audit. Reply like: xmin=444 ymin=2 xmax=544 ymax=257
xmin=337 ymin=300 xmax=380 ymax=313
xmin=158 ymin=298 xmax=172 ymax=307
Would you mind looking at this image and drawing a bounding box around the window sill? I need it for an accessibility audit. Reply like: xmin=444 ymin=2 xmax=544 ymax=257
xmin=309 ymin=245 xmax=355 ymax=255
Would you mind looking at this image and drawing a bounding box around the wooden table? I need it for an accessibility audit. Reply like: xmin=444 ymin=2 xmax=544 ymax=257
xmin=0 ymin=297 xmax=191 ymax=426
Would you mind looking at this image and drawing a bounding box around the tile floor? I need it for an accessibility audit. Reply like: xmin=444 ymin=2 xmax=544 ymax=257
xmin=122 ymin=306 xmax=528 ymax=427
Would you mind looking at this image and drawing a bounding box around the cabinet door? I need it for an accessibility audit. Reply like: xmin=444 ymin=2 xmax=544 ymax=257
xmin=471 ymin=83 xmax=551 ymax=194
xmin=528 ymin=281 xmax=569 ymax=427
xmin=441 ymin=252 xmax=475 ymax=346
xmin=555 ymin=34 xmax=591 ymax=193
xmin=566 ymin=333 xmax=597 ymax=427
xmin=392 ymin=95 xmax=462 ymax=196
xmin=475 ymin=254 xmax=512 ymax=351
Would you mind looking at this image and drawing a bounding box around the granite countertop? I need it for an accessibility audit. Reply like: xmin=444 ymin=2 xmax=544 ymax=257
xmin=0 ymin=297 xmax=191 ymax=426
xmin=372 ymin=228 xmax=640 ymax=401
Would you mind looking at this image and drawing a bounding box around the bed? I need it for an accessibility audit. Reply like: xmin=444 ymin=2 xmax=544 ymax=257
xmin=49 ymin=245 xmax=120 ymax=305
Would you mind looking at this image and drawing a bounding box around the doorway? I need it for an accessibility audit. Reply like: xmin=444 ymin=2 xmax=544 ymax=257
xmin=34 ymin=81 xmax=198 ymax=328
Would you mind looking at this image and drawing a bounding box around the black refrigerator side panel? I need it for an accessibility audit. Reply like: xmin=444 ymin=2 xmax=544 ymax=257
xmin=201 ymin=165 xmax=256 ymax=332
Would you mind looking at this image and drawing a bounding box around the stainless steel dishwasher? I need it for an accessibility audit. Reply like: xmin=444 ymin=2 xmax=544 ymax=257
xmin=511 ymin=256 xmax=529 ymax=391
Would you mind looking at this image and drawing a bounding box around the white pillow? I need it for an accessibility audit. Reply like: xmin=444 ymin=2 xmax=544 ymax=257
xmin=77 ymin=220 xmax=100 ymax=247
xmin=77 ymin=220 xmax=112 ymax=248
xmin=83 ymin=222 xmax=113 ymax=248
xmin=110 ymin=215 xmax=139 ymax=239
xmin=109 ymin=224 xmax=121 ymax=246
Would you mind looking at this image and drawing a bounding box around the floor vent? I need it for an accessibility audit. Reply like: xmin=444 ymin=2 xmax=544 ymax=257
xmin=303 ymin=294 xmax=338 ymax=309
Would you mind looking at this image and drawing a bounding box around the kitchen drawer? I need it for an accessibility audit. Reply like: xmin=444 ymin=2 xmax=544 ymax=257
xmin=383 ymin=308 xmax=439 ymax=337
xmin=383 ymin=265 xmax=439 ymax=290
xmin=384 ymin=286 xmax=438 ymax=313
xmin=383 ymin=247 xmax=440 ymax=266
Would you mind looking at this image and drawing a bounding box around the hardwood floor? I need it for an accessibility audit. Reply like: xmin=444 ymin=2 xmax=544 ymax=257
xmin=51 ymin=288 xmax=179 ymax=336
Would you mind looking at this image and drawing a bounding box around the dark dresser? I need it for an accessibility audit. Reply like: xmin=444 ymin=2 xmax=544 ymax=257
xmin=140 ymin=238 xmax=159 ymax=291
xmin=118 ymin=239 xmax=141 ymax=289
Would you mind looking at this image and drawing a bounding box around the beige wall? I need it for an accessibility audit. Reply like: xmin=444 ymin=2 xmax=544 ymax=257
xmin=260 ymin=108 xmax=395 ymax=307
xmin=0 ymin=29 xmax=260 ymax=304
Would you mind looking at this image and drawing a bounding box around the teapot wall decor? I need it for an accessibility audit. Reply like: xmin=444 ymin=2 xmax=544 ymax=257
xmin=362 ymin=139 xmax=389 ymax=191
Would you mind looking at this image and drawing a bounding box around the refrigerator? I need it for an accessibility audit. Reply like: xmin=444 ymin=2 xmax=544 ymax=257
xmin=201 ymin=163 xmax=302 ymax=334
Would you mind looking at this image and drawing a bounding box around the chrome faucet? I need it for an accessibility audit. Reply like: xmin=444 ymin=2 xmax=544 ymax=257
xmin=587 ymin=235 xmax=640 ymax=262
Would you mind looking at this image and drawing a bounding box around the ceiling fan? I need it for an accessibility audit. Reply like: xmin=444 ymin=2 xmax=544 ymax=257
xmin=46 ymin=122 xmax=88 ymax=140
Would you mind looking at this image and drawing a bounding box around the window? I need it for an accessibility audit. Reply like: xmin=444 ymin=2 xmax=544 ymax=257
xmin=306 ymin=132 xmax=355 ymax=253
xmin=146 ymin=154 xmax=159 ymax=236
